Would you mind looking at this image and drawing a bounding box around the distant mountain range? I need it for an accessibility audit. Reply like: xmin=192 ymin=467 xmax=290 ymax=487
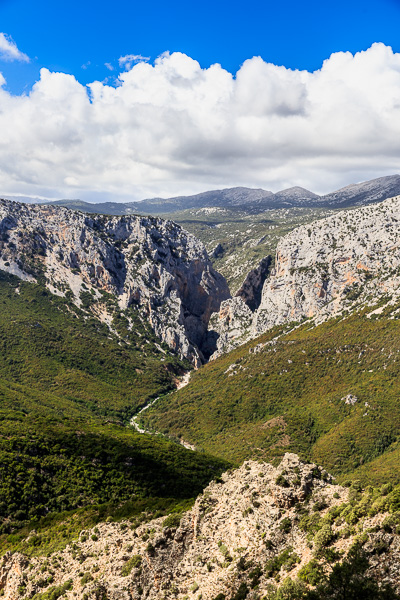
xmin=4 ymin=174 xmax=400 ymax=216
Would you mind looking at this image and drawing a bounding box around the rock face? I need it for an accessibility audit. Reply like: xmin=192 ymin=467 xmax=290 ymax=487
xmin=209 ymin=297 xmax=254 ymax=356
xmin=0 ymin=199 xmax=230 ymax=365
xmin=211 ymin=195 xmax=400 ymax=356
xmin=2 ymin=454 xmax=400 ymax=600
xmin=235 ymin=255 xmax=272 ymax=311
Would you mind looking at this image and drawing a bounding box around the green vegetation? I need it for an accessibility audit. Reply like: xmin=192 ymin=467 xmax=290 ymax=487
xmin=163 ymin=512 xmax=183 ymax=529
xmin=141 ymin=301 xmax=400 ymax=485
xmin=0 ymin=271 xmax=228 ymax=550
xmin=1 ymin=496 xmax=194 ymax=557
xmin=31 ymin=580 xmax=72 ymax=600
xmin=265 ymin=544 xmax=400 ymax=600
xmin=121 ymin=555 xmax=142 ymax=576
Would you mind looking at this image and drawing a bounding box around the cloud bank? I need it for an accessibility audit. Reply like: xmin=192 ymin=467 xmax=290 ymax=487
xmin=1 ymin=43 xmax=400 ymax=201
xmin=0 ymin=33 xmax=29 ymax=62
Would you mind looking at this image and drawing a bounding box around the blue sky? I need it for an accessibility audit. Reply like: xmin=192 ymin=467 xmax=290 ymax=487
xmin=1 ymin=0 xmax=400 ymax=94
xmin=0 ymin=0 xmax=400 ymax=201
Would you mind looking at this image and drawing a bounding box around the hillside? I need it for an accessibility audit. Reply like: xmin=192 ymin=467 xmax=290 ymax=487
xmin=2 ymin=455 xmax=400 ymax=599
xmin=2 ymin=190 xmax=400 ymax=597
xmin=140 ymin=301 xmax=400 ymax=486
xmin=0 ymin=270 xmax=228 ymax=526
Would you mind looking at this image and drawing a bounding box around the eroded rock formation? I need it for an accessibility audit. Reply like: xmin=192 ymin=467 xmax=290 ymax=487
xmin=210 ymin=195 xmax=400 ymax=357
xmin=0 ymin=199 xmax=230 ymax=365
xmin=2 ymin=455 xmax=399 ymax=599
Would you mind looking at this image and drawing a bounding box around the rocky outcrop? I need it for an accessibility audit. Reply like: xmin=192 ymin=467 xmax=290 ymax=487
xmin=2 ymin=454 xmax=400 ymax=599
xmin=210 ymin=195 xmax=400 ymax=357
xmin=209 ymin=297 xmax=253 ymax=356
xmin=235 ymin=255 xmax=272 ymax=311
xmin=0 ymin=199 xmax=230 ymax=365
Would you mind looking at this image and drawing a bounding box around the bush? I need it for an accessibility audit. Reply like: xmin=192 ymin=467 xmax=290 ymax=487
xmin=265 ymin=548 xmax=297 ymax=578
xmin=267 ymin=578 xmax=309 ymax=599
xmin=276 ymin=474 xmax=290 ymax=488
xmin=31 ymin=580 xmax=73 ymax=600
xmin=313 ymin=525 xmax=334 ymax=553
xmin=163 ymin=512 xmax=182 ymax=529
xmin=80 ymin=572 xmax=93 ymax=586
xmin=231 ymin=583 xmax=248 ymax=600
xmin=279 ymin=517 xmax=292 ymax=533
xmin=298 ymin=559 xmax=324 ymax=586
xmin=121 ymin=555 xmax=142 ymax=576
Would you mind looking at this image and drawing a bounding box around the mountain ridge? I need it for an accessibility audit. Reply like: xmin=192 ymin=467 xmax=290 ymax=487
xmin=32 ymin=174 xmax=400 ymax=215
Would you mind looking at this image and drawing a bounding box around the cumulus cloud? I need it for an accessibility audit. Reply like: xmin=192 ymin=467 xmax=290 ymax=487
xmin=1 ymin=43 xmax=400 ymax=201
xmin=118 ymin=54 xmax=150 ymax=70
xmin=0 ymin=33 xmax=29 ymax=62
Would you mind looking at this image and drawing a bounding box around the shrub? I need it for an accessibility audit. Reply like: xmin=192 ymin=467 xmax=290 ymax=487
xmin=231 ymin=583 xmax=248 ymax=600
xmin=249 ymin=566 xmax=262 ymax=588
xmin=121 ymin=555 xmax=142 ymax=576
xmin=265 ymin=548 xmax=296 ymax=578
xmin=80 ymin=573 xmax=93 ymax=586
xmin=276 ymin=474 xmax=290 ymax=488
xmin=163 ymin=512 xmax=182 ymax=529
xmin=279 ymin=517 xmax=292 ymax=533
xmin=298 ymin=559 xmax=324 ymax=585
xmin=267 ymin=577 xmax=308 ymax=599
xmin=313 ymin=525 xmax=334 ymax=553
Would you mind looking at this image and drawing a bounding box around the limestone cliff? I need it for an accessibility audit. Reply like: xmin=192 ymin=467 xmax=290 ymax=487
xmin=211 ymin=195 xmax=400 ymax=357
xmin=0 ymin=199 xmax=230 ymax=365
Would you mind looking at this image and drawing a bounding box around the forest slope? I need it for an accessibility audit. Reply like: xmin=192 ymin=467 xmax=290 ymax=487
xmin=0 ymin=271 xmax=228 ymax=540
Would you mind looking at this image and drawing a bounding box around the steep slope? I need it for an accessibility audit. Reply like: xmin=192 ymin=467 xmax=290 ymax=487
xmin=2 ymin=455 xmax=400 ymax=600
xmin=212 ymin=194 xmax=400 ymax=355
xmin=141 ymin=301 xmax=400 ymax=485
xmin=161 ymin=205 xmax=335 ymax=293
xmin=42 ymin=176 xmax=400 ymax=297
xmin=0 ymin=270 xmax=228 ymax=533
xmin=0 ymin=199 xmax=230 ymax=364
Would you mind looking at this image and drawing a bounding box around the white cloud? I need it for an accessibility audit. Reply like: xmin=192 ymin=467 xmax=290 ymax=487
xmin=0 ymin=33 xmax=29 ymax=62
xmin=104 ymin=62 xmax=114 ymax=71
xmin=118 ymin=54 xmax=150 ymax=70
xmin=1 ymin=43 xmax=400 ymax=201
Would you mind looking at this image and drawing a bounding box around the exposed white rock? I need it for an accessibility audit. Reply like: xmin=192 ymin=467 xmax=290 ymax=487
xmin=2 ymin=454 xmax=399 ymax=600
xmin=0 ymin=199 xmax=230 ymax=365
xmin=342 ymin=394 xmax=358 ymax=405
xmin=211 ymin=195 xmax=400 ymax=356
